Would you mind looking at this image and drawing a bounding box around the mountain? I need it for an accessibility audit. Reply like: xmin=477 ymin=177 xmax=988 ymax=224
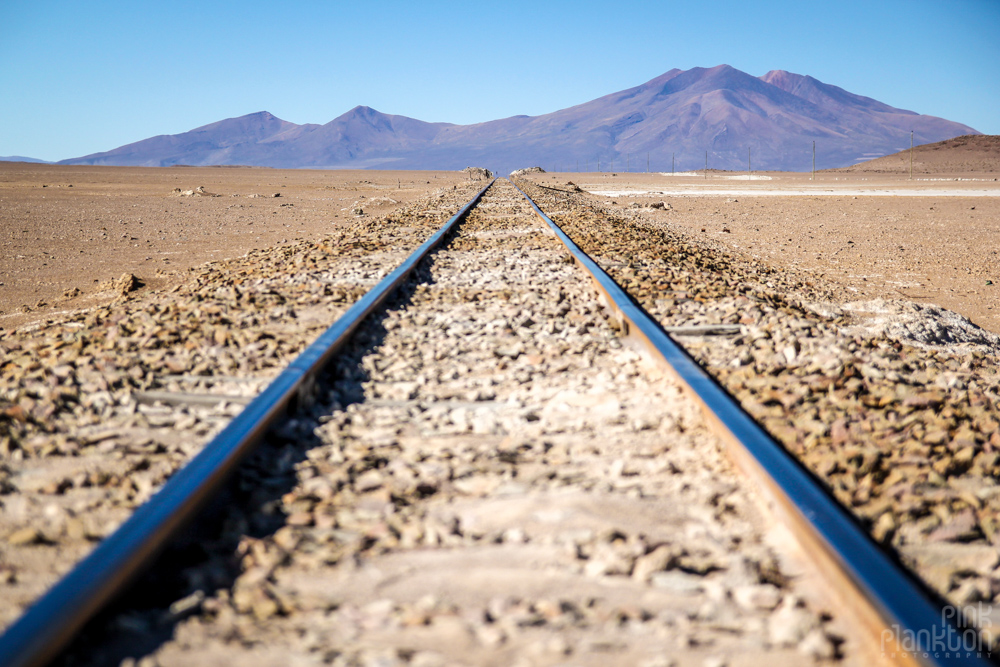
xmin=0 ymin=156 xmax=53 ymax=164
xmin=59 ymin=65 xmax=979 ymax=173
xmin=61 ymin=112 xmax=317 ymax=168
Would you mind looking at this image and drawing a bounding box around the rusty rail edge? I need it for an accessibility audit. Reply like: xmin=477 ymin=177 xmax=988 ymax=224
xmin=0 ymin=179 xmax=495 ymax=667
xmin=511 ymin=179 xmax=990 ymax=667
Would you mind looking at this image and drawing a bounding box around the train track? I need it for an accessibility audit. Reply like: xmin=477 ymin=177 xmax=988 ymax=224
xmin=0 ymin=178 xmax=994 ymax=665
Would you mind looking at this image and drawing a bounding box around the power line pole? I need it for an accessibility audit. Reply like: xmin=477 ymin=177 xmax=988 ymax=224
xmin=812 ymin=141 xmax=816 ymax=181
xmin=910 ymin=130 xmax=914 ymax=180
xmin=705 ymin=151 xmax=708 ymax=179
xmin=748 ymin=147 xmax=752 ymax=179
xmin=671 ymin=152 xmax=675 ymax=175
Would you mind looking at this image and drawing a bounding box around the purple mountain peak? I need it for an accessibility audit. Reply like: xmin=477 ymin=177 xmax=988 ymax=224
xmin=60 ymin=65 xmax=979 ymax=172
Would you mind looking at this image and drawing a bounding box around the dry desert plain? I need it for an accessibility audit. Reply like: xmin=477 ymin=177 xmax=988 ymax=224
xmin=1 ymin=157 xmax=998 ymax=339
xmin=538 ymin=167 xmax=1000 ymax=337
xmin=0 ymin=149 xmax=999 ymax=664
xmin=0 ymin=164 xmax=471 ymax=331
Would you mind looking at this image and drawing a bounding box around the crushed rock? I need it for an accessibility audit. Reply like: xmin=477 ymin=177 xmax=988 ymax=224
xmin=841 ymin=298 xmax=1000 ymax=353
xmin=461 ymin=167 xmax=493 ymax=180
xmin=171 ymin=186 xmax=220 ymax=197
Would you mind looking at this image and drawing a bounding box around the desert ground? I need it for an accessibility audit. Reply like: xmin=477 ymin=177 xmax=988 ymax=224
xmin=2 ymin=149 xmax=999 ymax=663
xmin=2 ymin=154 xmax=998 ymax=338
xmin=0 ymin=164 xmax=470 ymax=330
xmin=532 ymin=167 xmax=1000 ymax=336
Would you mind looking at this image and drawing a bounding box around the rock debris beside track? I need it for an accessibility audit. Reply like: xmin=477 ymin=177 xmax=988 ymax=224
xmin=0 ymin=182 xmax=485 ymax=632
xmin=78 ymin=180 xmax=861 ymax=667
xmin=516 ymin=177 xmax=1000 ymax=633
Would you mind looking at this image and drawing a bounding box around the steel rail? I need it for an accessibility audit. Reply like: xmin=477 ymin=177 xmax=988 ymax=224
xmin=511 ymin=179 xmax=990 ymax=667
xmin=0 ymin=179 xmax=495 ymax=667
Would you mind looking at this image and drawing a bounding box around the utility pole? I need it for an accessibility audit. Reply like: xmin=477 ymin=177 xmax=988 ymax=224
xmin=705 ymin=151 xmax=708 ymax=179
xmin=748 ymin=147 xmax=752 ymax=179
xmin=627 ymin=153 xmax=630 ymax=172
xmin=910 ymin=130 xmax=914 ymax=180
xmin=672 ymin=152 xmax=675 ymax=175
xmin=812 ymin=141 xmax=816 ymax=181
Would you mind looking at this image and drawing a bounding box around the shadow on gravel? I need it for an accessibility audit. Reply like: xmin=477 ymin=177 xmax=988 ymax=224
xmin=51 ymin=254 xmax=445 ymax=665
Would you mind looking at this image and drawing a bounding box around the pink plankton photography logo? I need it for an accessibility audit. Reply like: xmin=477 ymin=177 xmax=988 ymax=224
xmin=881 ymin=604 xmax=993 ymax=659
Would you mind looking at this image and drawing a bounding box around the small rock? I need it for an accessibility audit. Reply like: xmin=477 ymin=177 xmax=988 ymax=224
xmin=638 ymin=658 xmax=677 ymax=667
xmin=633 ymin=545 xmax=677 ymax=582
xmin=501 ymin=527 xmax=527 ymax=544
xmin=732 ymin=584 xmax=781 ymax=611
xmin=798 ymin=628 xmax=837 ymax=660
xmin=926 ymin=508 xmax=978 ymax=543
xmin=494 ymin=345 xmax=523 ymax=359
xmin=111 ymin=273 xmax=143 ymax=296
xmin=650 ymin=571 xmax=703 ymax=593
xmin=354 ymin=469 xmax=385 ymax=493
xmin=768 ymin=596 xmax=817 ymax=646
xmin=901 ymin=543 xmax=1000 ymax=592
xmin=7 ymin=527 xmax=42 ymax=546
xmin=410 ymin=652 xmax=447 ymax=667
xmin=168 ymin=590 xmax=206 ymax=618
xmin=475 ymin=624 xmax=506 ymax=647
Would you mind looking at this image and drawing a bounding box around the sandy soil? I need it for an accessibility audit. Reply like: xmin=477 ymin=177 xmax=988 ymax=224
xmin=532 ymin=169 xmax=1000 ymax=335
xmin=0 ymin=164 xmax=471 ymax=330
xmin=3 ymin=162 xmax=998 ymax=337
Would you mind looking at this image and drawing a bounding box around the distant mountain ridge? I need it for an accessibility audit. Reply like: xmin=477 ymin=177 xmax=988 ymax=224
xmin=59 ymin=65 xmax=979 ymax=173
xmin=1 ymin=156 xmax=53 ymax=164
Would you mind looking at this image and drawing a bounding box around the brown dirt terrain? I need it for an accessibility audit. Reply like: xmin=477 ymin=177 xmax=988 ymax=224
xmin=838 ymin=134 xmax=1000 ymax=175
xmin=3 ymin=143 xmax=998 ymax=340
xmin=536 ymin=157 xmax=1000 ymax=335
xmin=1 ymin=148 xmax=998 ymax=661
xmin=0 ymin=164 xmax=473 ymax=330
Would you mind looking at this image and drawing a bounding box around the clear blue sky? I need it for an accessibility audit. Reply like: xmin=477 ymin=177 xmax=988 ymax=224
xmin=2 ymin=0 xmax=997 ymax=162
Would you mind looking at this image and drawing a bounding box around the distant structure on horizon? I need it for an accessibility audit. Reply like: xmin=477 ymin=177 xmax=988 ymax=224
xmin=59 ymin=65 xmax=979 ymax=174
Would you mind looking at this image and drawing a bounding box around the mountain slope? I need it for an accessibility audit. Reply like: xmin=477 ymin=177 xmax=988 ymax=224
xmin=837 ymin=134 xmax=1000 ymax=173
xmin=276 ymin=106 xmax=455 ymax=168
xmin=62 ymin=112 xmax=310 ymax=167
xmin=60 ymin=65 xmax=979 ymax=172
